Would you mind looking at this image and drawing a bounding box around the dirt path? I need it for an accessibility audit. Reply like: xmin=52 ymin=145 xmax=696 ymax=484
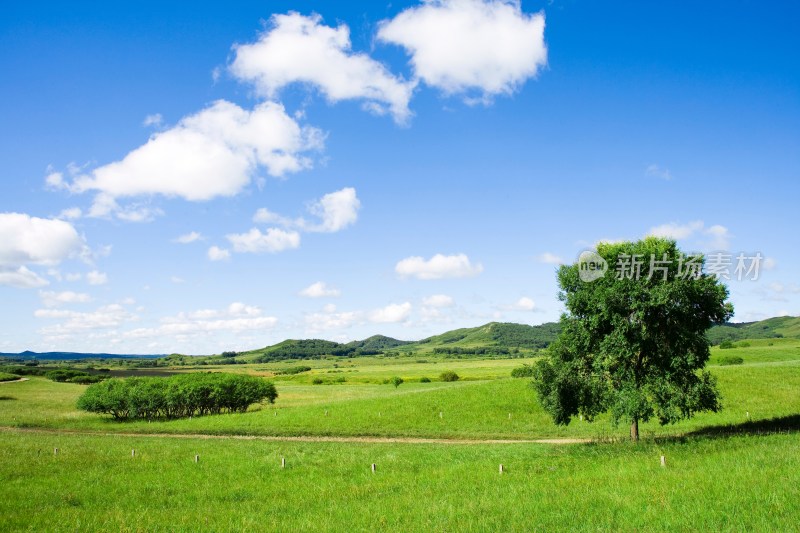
xmin=0 ymin=378 xmax=29 ymax=384
xmin=0 ymin=426 xmax=590 ymax=445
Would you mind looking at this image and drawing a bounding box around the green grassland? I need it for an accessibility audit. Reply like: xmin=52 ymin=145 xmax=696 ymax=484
xmin=1 ymin=430 xmax=797 ymax=531
xmin=1 ymin=336 xmax=799 ymax=531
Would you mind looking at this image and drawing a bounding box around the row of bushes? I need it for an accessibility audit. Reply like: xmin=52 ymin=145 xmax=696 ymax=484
xmin=0 ymin=372 xmax=20 ymax=382
xmin=76 ymin=373 xmax=277 ymax=420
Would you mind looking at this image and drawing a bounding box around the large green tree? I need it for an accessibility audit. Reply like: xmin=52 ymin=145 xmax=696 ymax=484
xmin=533 ymin=237 xmax=733 ymax=440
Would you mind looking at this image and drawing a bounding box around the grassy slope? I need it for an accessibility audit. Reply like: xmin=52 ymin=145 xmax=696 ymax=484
xmin=1 ymin=430 xmax=797 ymax=531
xmin=2 ymin=340 xmax=799 ymax=440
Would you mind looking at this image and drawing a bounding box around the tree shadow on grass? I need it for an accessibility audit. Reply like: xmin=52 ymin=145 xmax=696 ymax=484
xmin=686 ymin=414 xmax=800 ymax=438
xmin=643 ymin=414 xmax=800 ymax=444
xmin=0 ymin=395 xmax=15 ymax=401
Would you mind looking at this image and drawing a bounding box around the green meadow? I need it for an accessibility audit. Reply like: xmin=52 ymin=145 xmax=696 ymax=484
xmin=1 ymin=338 xmax=799 ymax=530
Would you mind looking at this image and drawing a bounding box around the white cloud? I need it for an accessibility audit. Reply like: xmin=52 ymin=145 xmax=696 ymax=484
xmin=170 ymin=276 xmax=185 ymax=284
xmin=0 ymin=213 xmax=84 ymax=268
xmin=647 ymin=220 xmax=730 ymax=250
xmin=208 ymin=246 xmax=231 ymax=261
xmin=126 ymin=303 xmax=277 ymax=339
xmin=396 ymin=253 xmax=483 ymax=280
xmin=253 ymin=187 xmax=361 ymax=234
xmin=306 ymin=187 xmax=360 ymax=232
xmin=0 ymin=213 xmax=85 ymax=288
xmin=299 ymin=281 xmax=341 ymax=298
xmin=86 ymin=270 xmax=108 ymax=285
xmin=422 ymin=294 xmax=454 ymax=307
xmin=143 ymin=113 xmax=163 ymax=127
xmin=763 ymin=257 xmax=777 ymax=270
xmin=648 ymin=220 xmax=705 ymax=240
xmin=0 ymin=266 xmax=49 ymax=288
xmin=537 ymin=252 xmax=563 ymax=265
xmin=704 ymin=224 xmax=730 ymax=250
xmin=65 ymin=272 xmax=82 ymax=282
xmin=35 ymin=304 xmax=136 ymax=335
xmin=61 ymin=100 xmax=324 ymax=219
xmin=226 ymin=228 xmax=301 ymax=254
xmin=370 ymin=302 xmax=412 ymax=323
xmin=58 ymin=207 xmax=82 ymax=220
xmin=230 ymin=13 xmax=415 ymax=123
xmin=512 ymin=296 xmax=536 ymax=311
xmin=645 ymin=164 xmax=672 ymax=181
xmin=39 ymin=290 xmax=91 ymax=307
xmin=378 ymin=0 xmax=547 ymax=99
xmin=304 ymin=309 xmax=359 ymax=332
xmin=174 ymin=231 xmax=203 ymax=244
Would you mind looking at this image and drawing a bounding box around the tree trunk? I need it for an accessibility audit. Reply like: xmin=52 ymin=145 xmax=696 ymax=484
xmin=630 ymin=418 xmax=639 ymax=441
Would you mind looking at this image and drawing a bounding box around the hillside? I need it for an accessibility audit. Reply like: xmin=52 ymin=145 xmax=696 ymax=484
xmin=707 ymin=316 xmax=800 ymax=345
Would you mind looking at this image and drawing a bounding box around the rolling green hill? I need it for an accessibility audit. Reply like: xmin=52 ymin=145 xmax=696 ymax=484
xmin=707 ymin=316 xmax=800 ymax=345
xmin=198 ymin=316 xmax=799 ymax=363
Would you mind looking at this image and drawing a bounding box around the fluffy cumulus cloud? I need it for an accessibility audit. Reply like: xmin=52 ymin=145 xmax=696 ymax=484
xmin=512 ymin=296 xmax=536 ymax=311
xmin=207 ymin=246 xmax=231 ymax=261
xmin=226 ymin=228 xmax=301 ymax=254
xmin=304 ymin=306 xmax=359 ymax=333
xmin=0 ymin=213 xmax=85 ymax=288
xmin=59 ymin=100 xmax=323 ymax=219
xmin=299 ymin=281 xmax=341 ymax=298
xmin=230 ymin=13 xmax=416 ymax=123
xmin=647 ymin=220 xmax=731 ymax=250
xmin=253 ymin=187 xmax=360 ymax=233
xmin=370 ymin=302 xmax=412 ymax=323
xmin=378 ymin=0 xmax=547 ymax=98
xmin=396 ymin=253 xmax=483 ymax=280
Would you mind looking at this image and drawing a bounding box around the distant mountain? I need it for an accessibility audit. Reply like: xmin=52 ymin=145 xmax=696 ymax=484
xmin=0 ymin=351 xmax=163 ymax=361
xmin=707 ymin=316 xmax=800 ymax=345
xmin=227 ymin=322 xmax=561 ymax=363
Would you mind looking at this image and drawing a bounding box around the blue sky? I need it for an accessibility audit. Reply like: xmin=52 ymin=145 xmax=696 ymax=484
xmin=1 ymin=1 xmax=798 ymax=354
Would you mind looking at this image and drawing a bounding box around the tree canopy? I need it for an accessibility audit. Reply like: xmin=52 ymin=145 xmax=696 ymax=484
xmin=533 ymin=237 xmax=733 ymax=440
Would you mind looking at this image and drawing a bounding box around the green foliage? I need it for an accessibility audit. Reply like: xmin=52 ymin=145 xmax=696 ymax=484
xmin=277 ymin=365 xmax=312 ymax=375
xmin=46 ymin=369 xmax=105 ymax=384
xmin=489 ymin=322 xmax=561 ymax=349
xmin=419 ymin=377 xmax=431 ymax=383
xmin=390 ymin=376 xmax=404 ymax=388
xmin=311 ymin=377 xmax=324 ymax=385
xmin=220 ymin=351 xmax=238 ymax=358
xmin=0 ymin=372 xmax=19 ymax=382
xmin=718 ymin=355 xmax=744 ymax=366
xmin=510 ymin=364 xmax=536 ymax=378
xmin=76 ymin=373 xmax=277 ymax=420
xmin=439 ymin=371 xmax=460 ymax=382
xmin=720 ymin=341 xmax=735 ymax=349
xmin=534 ymin=237 xmax=733 ymax=439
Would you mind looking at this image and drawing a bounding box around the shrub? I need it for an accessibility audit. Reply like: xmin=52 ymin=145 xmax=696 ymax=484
xmin=718 ymin=355 xmax=744 ymax=366
xmin=278 ymin=365 xmax=312 ymax=375
xmin=419 ymin=377 xmax=431 ymax=383
xmin=719 ymin=341 xmax=734 ymax=349
xmin=77 ymin=373 xmax=277 ymax=420
xmin=390 ymin=376 xmax=404 ymax=388
xmin=334 ymin=376 xmax=346 ymax=383
xmin=511 ymin=364 xmax=536 ymax=378
xmin=68 ymin=375 xmax=105 ymax=385
xmin=439 ymin=371 xmax=460 ymax=382
xmin=0 ymin=372 xmax=20 ymax=382
xmin=311 ymin=377 xmax=324 ymax=385
xmin=738 ymin=341 xmax=751 ymax=348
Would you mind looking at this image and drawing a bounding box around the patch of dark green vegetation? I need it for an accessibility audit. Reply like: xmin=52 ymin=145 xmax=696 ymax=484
xmin=76 ymin=373 xmax=277 ymax=420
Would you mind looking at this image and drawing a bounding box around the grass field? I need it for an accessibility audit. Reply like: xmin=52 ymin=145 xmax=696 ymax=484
xmin=1 ymin=339 xmax=798 ymax=530
xmin=1 ymin=430 xmax=797 ymax=531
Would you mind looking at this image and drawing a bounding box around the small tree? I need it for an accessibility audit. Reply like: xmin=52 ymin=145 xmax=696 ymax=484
xmin=533 ymin=237 xmax=732 ymax=440
xmin=390 ymin=376 xmax=404 ymax=388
